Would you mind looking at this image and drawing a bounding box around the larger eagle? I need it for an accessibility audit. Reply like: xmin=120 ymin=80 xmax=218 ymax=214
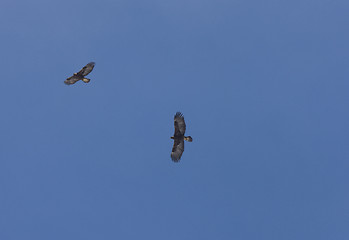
xmin=170 ymin=112 xmax=193 ymax=162
xmin=65 ymin=62 xmax=95 ymax=85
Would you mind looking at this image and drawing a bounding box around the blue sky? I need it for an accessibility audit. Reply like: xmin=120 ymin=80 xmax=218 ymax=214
xmin=0 ymin=0 xmax=349 ymax=239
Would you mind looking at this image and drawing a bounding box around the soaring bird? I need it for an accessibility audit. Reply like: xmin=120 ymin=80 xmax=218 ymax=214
xmin=65 ymin=62 xmax=95 ymax=85
xmin=171 ymin=112 xmax=193 ymax=162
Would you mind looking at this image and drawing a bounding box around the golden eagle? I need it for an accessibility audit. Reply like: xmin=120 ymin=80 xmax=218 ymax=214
xmin=171 ymin=112 xmax=193 ymax=162
xmin=65 ymin=62 xmax=95 ymax=85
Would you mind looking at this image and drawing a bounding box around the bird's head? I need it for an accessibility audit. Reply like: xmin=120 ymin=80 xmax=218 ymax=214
xmin=184 ymin=136 xmax=193 ymax=142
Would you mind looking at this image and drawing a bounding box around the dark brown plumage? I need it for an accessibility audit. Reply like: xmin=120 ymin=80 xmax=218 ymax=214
xmin=170 ymin=112 xmax=192 ymax=162
xmin=65 ymin=62 xmax=95 ymax=85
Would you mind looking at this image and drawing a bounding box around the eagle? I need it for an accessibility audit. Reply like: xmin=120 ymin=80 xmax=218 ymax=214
xmin=65 ymin=62 xmax=95 ymax=85
xmin=170 ymin=112 xmax=193 ymax=162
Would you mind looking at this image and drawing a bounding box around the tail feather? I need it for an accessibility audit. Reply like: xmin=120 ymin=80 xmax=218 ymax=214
xmin=82 ymin=78 xmax=90 ymax=83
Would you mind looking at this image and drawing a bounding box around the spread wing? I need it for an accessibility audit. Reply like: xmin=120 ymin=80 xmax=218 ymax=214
xmin=171 ymin=138 xmax=184 ymax=162
xmin=77 ymin=62 xmax=95 ymax=76
xmin=174 ymin=112 xmax=186 ymax=136
xmin=64 ymin=75 xmax=81 ymax=85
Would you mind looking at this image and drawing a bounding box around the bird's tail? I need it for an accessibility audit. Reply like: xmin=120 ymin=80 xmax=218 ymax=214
xmin=82 ymin=78 xmax=90 ymax=83
xmin=184 ymin=136 xmax=193 ymax=142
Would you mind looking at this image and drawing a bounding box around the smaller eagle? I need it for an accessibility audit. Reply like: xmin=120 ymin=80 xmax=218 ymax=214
xmin=65 ymin=62 xmax=95 ymax=85
xmin=171 ymin=112 xmax=193 ymax=162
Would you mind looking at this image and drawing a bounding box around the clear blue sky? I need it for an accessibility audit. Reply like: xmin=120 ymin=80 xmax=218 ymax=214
xmin=1 ymin=0 xmax=349 ymax=239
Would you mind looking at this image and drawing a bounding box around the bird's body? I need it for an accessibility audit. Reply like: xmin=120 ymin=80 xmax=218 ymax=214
xmin=170 ymin=112 xmax=192 ymax=162
xmin=65 ymin=62 xmax=95 ymax=85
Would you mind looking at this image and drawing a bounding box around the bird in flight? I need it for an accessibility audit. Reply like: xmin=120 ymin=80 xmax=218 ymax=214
xmin=65 ymin=62 xmax=95 ymax=85
xmin=170 ymin=112 xmax=193 ymax=162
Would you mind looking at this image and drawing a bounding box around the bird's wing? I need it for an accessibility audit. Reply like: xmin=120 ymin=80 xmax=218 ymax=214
xmin=64 ymin=75 xmax=81 ymax=85
xmin=171 ymin=138 xmax=184 ymax=162
xmin=174 ymin=112 xmax=186 ymax=136
xmin=77 ymin=62 xmax=95 ymax=76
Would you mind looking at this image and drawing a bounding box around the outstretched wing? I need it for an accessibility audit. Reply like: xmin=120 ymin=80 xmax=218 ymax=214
xmin=174 ymin=112 xmax=186 ymax=136
xmin=64 ymin=75 xmax=81 ymax=85
xmin=77 ymin=62 xmax=95 ymax=76
xmin=171 ymin=138 xmax=184 ymax=162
